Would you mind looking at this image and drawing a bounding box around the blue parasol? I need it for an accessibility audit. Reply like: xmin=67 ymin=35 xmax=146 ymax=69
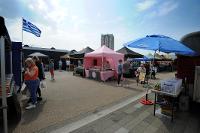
xmin=124 ymin=35 xmax=197 ymax=56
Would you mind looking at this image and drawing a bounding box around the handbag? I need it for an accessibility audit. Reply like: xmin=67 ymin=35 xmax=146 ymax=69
xmin=40 ymin=80 xmax=47 ymax=89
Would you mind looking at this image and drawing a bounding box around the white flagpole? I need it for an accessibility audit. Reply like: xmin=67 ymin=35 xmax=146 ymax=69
xmin=22 ymin=17 xmax=23 ymax=45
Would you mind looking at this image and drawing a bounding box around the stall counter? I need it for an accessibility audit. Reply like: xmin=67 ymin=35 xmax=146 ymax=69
xmin=85 ymin=69 xmax=114 ymax=81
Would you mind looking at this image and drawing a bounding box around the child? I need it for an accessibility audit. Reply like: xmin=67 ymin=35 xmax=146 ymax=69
xmin=49 ymin=59 xmax=55 ymax=80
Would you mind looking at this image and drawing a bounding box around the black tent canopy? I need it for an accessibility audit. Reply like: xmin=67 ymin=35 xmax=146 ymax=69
xmin=181 ymin=31 xmax=200 ymax=54
xmin=117 ymin=47 xmax=143 ymax=58
xmin=70 ymin=46 xmax=94 ymax=58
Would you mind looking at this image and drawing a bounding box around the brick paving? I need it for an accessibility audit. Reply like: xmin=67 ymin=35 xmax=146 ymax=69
xmin=9 ymin=71 xmax=143 ymax=133
xmin=1 ymin=71 xmax=176 ymax=133
xmin=71 ymin=93 xmax=200 ymax=133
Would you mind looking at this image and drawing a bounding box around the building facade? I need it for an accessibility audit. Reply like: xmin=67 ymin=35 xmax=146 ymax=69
xmin=101 ymin=34 xmax=114 ymax=50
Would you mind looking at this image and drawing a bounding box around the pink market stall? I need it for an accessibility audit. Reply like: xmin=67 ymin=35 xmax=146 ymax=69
xmin=84 ymin=45 xmax=124 ymax=81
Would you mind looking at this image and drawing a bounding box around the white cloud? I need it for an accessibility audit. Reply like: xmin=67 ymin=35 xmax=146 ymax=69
xmin=4 ymin=0 xmax=141 ymax=51
xmin=158 ymin=1 xmax=179 ymax=16
xmin=148 ymin=1 xmax=179 ymax=17
xmin=136 ymin=0 xmax=157 ymax=11
xmin=28 ymin=0 xmax=68 ymax=25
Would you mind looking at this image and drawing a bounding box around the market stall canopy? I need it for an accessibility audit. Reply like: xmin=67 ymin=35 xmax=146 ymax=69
xmin=117 ymin=47 xmax=143 ymax=58
xmin=28 ymin=52 xmax=48 ymax=57
xmin=60 ymin=54 xmax=70 ymax=59
xmin=146 ymin=53 xmax=172 ymax=61
xmin=154 ymin=53 xmax=164 ymax=59
xmin=70 ymin=46 xmax=94 ymax=58
xmin=69 ymin=49 xmax=78 ymax=55
xmin=181 ymin=31 xmax=200 ymax=54
xmin=85 ymin=45 xmax=123 ymax=58
xmin=84 ymin=45 xmax=124 ymax=78
xmin=163 ymin=54 xmax=177 ymax=60
xmin=128 ymin=56 xmax=151 ymax=61
xmin=124 ymin=35 xmax=197 ymax=56
xmin=78 ymin=46 xmax=94 ymax=54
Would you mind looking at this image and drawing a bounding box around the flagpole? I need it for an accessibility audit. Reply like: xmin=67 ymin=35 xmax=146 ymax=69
xmin=22 ymin=17 xmax=23 ymax=45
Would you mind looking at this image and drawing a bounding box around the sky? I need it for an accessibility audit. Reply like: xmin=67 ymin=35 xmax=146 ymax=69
xmin=0 ymin=0 xmax=200 ymax=53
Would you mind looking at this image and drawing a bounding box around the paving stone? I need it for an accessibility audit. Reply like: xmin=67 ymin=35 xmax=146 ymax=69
xmin=114 ymin=127 xmax=129 ymax=133
xmin=143 ymin=115 xmax=155 ymax=124
xmin=134 ymin=103 xmax=143 ymax=109
xmin=72 ymin=127 xmax=97 ymax=133
xmin=143 ymin=125 xmax=158 ymax=133
xmin=116 ymin=114 xmax=135 ymax=127
xmin=124 ymin=111 xmax=150 ymax=130
xmin=123 ymin=106 xmax=137 ymax=114
xmin=102 ymin=123 xmax=122 ymax=133
xmin=92 ymin=118 xmax=116 ymax=133
xmin=129 ymin=121 xmax=149 ymax=133
xmin=110 ymin=112 xmax=128 ymax=123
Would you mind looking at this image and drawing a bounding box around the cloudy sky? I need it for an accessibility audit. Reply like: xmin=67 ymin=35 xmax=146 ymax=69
xmin=0 ymin=0 xmax=199 ymax=51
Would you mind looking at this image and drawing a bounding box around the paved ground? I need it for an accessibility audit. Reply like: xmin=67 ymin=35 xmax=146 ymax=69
xmin=1 ymin=71 xmax=175 ymax=133
xmin=70 ymin=93 xmax=200 ymax=133
xmin=10 ymin=71 xmax=144 ymax=133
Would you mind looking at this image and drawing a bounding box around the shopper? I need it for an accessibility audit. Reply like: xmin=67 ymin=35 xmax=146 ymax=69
xmin=49 ymin=59 xmax=55 ymax=80
xmin=32 ymin=56 xmax=45 ymax=101
xmin=59 ymin=59 xmax=62 ymax=71
xmin=66 ymin=59 xmax=70 ymax=71
xmin=123 ymin=60 xmax=130 ymax=87
xmin=24 ymin=58 xmax=40 ymax=109
xmin=136 ymin=63 xmax=146 ymax=83
xmin=117 ymin=59 xmax=123 ymax=86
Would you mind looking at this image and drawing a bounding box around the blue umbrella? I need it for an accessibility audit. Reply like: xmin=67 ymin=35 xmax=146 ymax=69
xmin=124 ymin=35 xmax=196 ymax=56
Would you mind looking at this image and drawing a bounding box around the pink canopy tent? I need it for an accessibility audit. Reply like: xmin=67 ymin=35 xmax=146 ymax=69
xmin=84 ymin=45 xmax=124 ymax=78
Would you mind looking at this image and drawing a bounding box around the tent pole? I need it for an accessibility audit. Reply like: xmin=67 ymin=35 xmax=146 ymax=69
xmin=153 ymin=51 xmax=156 ymax=65
xmin=1 ymin=37 xmax=8 ymax=133
xmin=69 ymin=57 xmax=70 ymax=71
xmin=102 ymin=55 xmax=103 ymax=71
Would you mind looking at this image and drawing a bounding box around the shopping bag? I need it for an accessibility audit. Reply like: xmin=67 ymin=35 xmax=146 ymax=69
xmin=21 ymin=83 xmax=28 ymax=95
xmin=139 ymin=72 xmax=146 ymax=82
xmin=40 ymin=80 xmax=47 ymax=89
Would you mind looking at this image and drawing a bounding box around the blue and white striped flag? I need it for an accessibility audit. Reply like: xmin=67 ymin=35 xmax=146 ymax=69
xmin=22 ymin=18 xmax=41 ymax=37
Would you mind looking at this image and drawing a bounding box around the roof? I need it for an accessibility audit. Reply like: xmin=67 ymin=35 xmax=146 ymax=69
xmin=117 ymin=47 xmax=143 ymax=58
xmin=78 ymin=46 xmax=94 ymax=54
xmin=181 ymin=31 xmax=200 ymax=53
xmin=28 ymin=52 xmax=48 ymax=57
xmin=69 ymin=49 xmax=78 ymax=55
xmin=23 ymin=46 xmax=69 ymax=53
xmin=85 ymin=45 xmax=123 ymax=57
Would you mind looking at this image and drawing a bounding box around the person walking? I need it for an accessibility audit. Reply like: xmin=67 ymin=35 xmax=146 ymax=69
xmin=32 ymin=56 xmax=45 ymax=101
xmin=49 ymin=59 xmax=55 ymax=80
xmin=24 ymin=58 xmax=40 ymax=109
xmin=66 ymin=59 xmax=70 ymax=71
xmin=136 ymin=63 xmax=146 ymax=84
xmin=117 ymin=59 xmax=123 ymax=86
xmin=59 ymin=59 xmax=62 ymax=71
xmin=123 ymin=60 xmax=130 ymax=87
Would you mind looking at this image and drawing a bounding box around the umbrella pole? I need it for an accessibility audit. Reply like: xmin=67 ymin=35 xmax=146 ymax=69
xmin=1 ymin=37 xmax=8 ymax=133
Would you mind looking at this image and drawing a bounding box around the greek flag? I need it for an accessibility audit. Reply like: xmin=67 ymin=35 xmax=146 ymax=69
xmin=22 ymin=18 xmax=41 ymax=37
